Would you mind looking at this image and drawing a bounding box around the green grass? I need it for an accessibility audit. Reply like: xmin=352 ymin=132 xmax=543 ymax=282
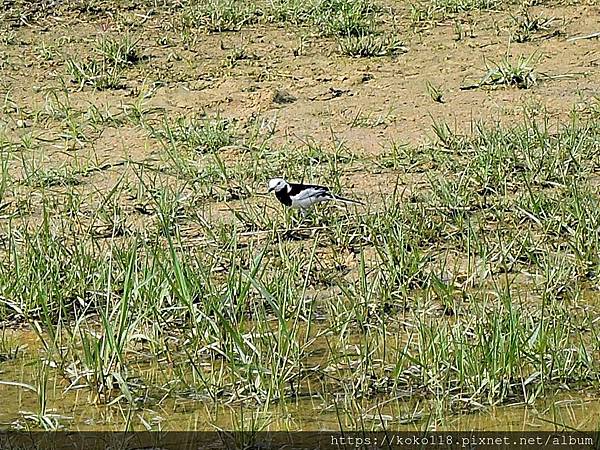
xmin=0 ymin=328 xmax=20 ymax=362
xmin=95 ymin=34 xmax=141 ymax=67
xmin=180 ymin=0 xmax=380 ymax=38
xmin=426 ymin=81 xmax=445 ymax=103
xmin=462 ymin=55 xmax=539 ymax=90
xmin=182 ymin=0 xmax=261 ymax=32
xmin=1 ymin=113 xmax=598 ymax=426
xmin=0 ymin=30 xmax=17 ymax=45
xmin=153 ymin=114 xmax=236 ymax=154
xmin=337 ymin=34 xmax=407 ymax=57
xmin=1 ymin=0 xmax=599 ymax=432
xmin=433 ymin=0 xmax=498 ymax=14
xmin=410 ymin=0 xmax=499 ymax=24
xmin=65 ymin=34 xmax=141 ymax=90
xmin=511 ymin=11 xmax=555 ymax=43
xmin=65 ymin=57 xmax=125 ymax=90
xmin=314 ymin=0 xmax=376 ymax=37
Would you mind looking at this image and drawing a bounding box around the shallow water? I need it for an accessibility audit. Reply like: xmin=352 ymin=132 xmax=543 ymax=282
xmin=0 ymin=329 xmax=598 ymax=432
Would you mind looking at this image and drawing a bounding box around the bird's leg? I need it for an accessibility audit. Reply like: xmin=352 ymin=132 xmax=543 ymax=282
xmin=285 ymin=208 xmax=298 ymax=229
xmin=291 ymin=208 xmax=308 ymax=227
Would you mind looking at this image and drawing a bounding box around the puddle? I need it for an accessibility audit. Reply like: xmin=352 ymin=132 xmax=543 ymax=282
xmin=0 ymin=328 xmax=599 ymax=431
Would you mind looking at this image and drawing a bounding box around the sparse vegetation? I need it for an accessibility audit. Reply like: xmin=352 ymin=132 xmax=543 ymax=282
xmin=65 ymin=57 xmax=125 ymax=90
xmin=182 ymin=0 xmax=260 ymax=32
xmin=65 ymin=34 xmax=141 ymax=90
xmin=410 ymin=0 xmax=499 ymax=23
xmin=426 ymin=81 xmax=445 ymax=103
xmin=315 ymin=0 xmax=377 ymax=37
xmin=95 ymin=34 xmax=141 ymax=66
xmin=433 ymin=0 xmax=498 ymax=14
xmin=469 ymin=55 xmax=539 ymax=89
xmin=337 ymin=33 xmax=408 ymax=57
xmin=511 ymin=11 xmax=555 ymax=42
xmin=0 ymin=0 xmax=599 ymax=436
xmin=153 ymin=114 xmax=236 ymax=153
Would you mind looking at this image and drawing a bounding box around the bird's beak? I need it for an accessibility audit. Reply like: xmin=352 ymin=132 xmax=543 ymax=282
xmin=267 ymin=187 xmax=274 ymax=193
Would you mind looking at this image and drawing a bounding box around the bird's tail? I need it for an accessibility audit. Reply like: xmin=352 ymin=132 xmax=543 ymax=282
xmin=331 ymin=194 xmax=364 ymax=206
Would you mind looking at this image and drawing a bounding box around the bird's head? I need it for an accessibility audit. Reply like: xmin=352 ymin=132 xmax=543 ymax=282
xmin=267 ymin=178 xmax=289 ymax=193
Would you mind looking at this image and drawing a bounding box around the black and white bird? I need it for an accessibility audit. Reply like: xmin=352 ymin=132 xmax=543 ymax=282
xmin=267 ymin=178 xmax=363 ymax=211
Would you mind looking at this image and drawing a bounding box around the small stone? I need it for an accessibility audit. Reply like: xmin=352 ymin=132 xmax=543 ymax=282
xmin=273 ymin=89 xmax=297 ymax=105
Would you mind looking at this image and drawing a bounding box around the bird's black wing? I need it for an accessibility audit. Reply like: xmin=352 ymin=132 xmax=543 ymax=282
xmin=288 ymin=183 xmax=332 ymax=201
xmin=288 ymin=183 xmax=329 ymax=196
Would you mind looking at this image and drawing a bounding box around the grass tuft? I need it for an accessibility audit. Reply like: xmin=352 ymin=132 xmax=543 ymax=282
xmin=154 ymin=114 xmax=236 ymax=153
xmin=182 ymin=0 xmax=260 ymax=32
xmin=65 ymin=57 xmax=124 ymax=90
xmin=511 ymin=11 xmax=554 ymax=43
xmin=467 ymin=55 xmax=539 ymax=90
xmin=65 ymin=34 xmax=141 ymax=90
xmin=95 ymin=33 xmax=141 ymax=66
xmin=337 ymin=34 xmax=407 ymax=57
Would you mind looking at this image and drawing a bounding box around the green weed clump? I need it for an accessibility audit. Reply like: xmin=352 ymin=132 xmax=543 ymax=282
xmin=65 ymin=57 xmax=124 ymax=90
xmin=65 ymin=34 xmax=141 ymax=90
xmin=337 ymin=34 xmax=407 ymax=57
xmin=182 ymin=0 xmax=261 ymax=32
xmin=433 ymin=0 xmax=498 ymax=14
xmin=479 ymin=55 xmax=538 ymax=89
xmin=95 ymin=34 xmax=141 ymax=66
xmin=264 ymin=0 xmax=377 ymax=35
xmin=511 ymin=11 xmax=554 ymax=43
xmin=314 ymin=0 xmax=376 ymax=37
xmin=153 ymin=114 xmax=236 ymax=153
xmin=410 ymin=0 xmax=499 ymax=24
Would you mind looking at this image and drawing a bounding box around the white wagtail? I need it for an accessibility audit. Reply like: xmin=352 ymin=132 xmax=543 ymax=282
xmin=267 ymin=178 xmax=363 ymax=211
